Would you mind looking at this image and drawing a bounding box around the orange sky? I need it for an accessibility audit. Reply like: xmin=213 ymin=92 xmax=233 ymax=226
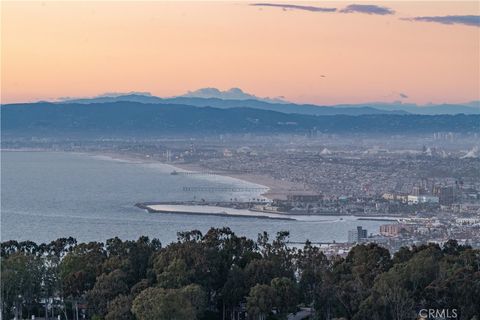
xmin=1 ymin=1 xmax=479 ymax=105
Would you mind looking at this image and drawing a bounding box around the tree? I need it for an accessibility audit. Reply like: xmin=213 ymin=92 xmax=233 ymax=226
xmin=130 ymin=279 xmax=150 ymax=297
xmin=221 ymin=266 xmax=247 ymax=319
xmin=59 ymin=242 xmax=106 ymax=320
xmin=270 ymin=277 xmax=298 ymax=318
xmin=104 ymin=236 xmax=161 ymax=287
xmin=245 ymin=259 xmax=278 ymax=288
xmin=370 ymin=267 xmax=415 ymax=320
xmin=180 ymin=284 xmax=207 ymax=318
xmin=257 ymin=231 xmax=296 ymax=281
xmin=424 ymin=248 xmax=480 ymax=319
xmin=59 ymin=242 xmax=106 ymax=298
xmin=357 ymin=243 xmax=445 ymax=320
xmin=3 ymin=232 xmax=479 ymax=320
xmin=246 ymin=284 xmax=276 ymax=320
xmin=332 ymin=243 xmax=392 ymax=318
xmin=154 ymin=227 xmax=259 ymax=315
xmin=296 ymin=241 xmax=330 ymax=305
xmin=86 ymin=269 xmax=129 ymax=317
xmin=132 ymin=286 xmax=204 ymax=320
xmin=105 ymin=294 xmax=134 ymax=320
xmin=1 ymin=252 xmax=44 ymax=320
xmin=156 ymin=258 xmax=191 ymax=288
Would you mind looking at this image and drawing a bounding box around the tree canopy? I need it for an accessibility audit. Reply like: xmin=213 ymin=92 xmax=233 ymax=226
xmin=2 ymin=229 xmax=478 ymax=320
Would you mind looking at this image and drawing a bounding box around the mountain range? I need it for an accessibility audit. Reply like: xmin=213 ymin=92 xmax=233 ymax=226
xmin=2 ymin=88 xmax=478 ymax=138
xmin=55 ymin=89 xmax=480 ymax=116
xmin=2 ymin=101 xmax=479 ymax=138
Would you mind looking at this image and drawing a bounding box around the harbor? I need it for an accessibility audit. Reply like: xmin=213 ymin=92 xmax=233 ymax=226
xmin=135 ymin=201 xmax=295 ymax=220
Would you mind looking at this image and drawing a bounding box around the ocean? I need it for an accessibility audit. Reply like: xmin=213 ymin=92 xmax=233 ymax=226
xmin=1 ymin=151 xmax=385 ymax=245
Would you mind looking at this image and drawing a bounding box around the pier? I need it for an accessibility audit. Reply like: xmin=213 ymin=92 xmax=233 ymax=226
xmin=288 ymin=241 xmax=338 ymax=245
xmin=171 ymin=170 xmax=218 ymax=176
xmin=182 ymin=186 xmax=269 ymax=192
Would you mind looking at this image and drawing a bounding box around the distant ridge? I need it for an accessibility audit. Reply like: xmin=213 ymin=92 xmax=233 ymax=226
xmin=55 ymin=91 xmax=406 ymax=116
xmin=55 ymin=94 xmax=408 ymax=116
xmin=56 ymin=89 xmax=480 ymax=116
xmin=2 ymin=101 xmax=479 ymax=138
xmin=334 ymin=101 xmax=480 ymax=115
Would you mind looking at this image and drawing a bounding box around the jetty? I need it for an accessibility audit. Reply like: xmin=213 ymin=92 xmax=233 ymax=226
xmin=135 ymin=201 xmax=294 ymax=220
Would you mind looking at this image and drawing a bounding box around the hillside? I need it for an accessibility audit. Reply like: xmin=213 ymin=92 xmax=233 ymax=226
xmin=2 ymin=102 xmax=479 ymax=138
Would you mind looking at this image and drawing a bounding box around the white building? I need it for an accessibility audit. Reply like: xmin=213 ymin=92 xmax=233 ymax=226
xmin=407 ymin=195 xmax=439 ymax=204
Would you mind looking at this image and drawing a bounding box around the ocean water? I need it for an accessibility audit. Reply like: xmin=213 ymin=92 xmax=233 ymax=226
xmin=1 ymin=151 xmax=384 ymax=245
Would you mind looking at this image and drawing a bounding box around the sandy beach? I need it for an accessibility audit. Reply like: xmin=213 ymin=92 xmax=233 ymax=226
xmin=88 ymin=151 xmax=305 ymax=200
xmin=169 ymin=162 xmax=306 ymax=200
xmin=4 ymin=149 xmax=298 ymax=199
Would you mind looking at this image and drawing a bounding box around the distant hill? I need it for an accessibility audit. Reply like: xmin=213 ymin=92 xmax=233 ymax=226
xmin=2 ymin=102 xmax=479 ymax=138
xmin=58 ymin=91 xmax=480 ymax=116
xmin=334 ymin=101 xmax=480 ymax=115
xmin=59 ymin=94 xmax=407 ymax=116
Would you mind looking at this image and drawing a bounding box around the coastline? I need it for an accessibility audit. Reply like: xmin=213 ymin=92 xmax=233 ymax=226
xmin=170 ymin=161 xmax=304 ymax=200
xmin=0 ymin=149 xmax=304 ymax=200
xmin=0 ymin=150 xmax=417 ymax=222
xmin=80 ymin=151 xmax=304 ymax=200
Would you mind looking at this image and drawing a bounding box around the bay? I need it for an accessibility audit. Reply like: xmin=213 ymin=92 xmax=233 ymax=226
xmin=1 ymin=151 xmax=385 ymax=244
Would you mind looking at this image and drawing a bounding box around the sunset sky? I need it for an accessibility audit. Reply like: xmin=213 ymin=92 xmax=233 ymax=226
xmin=1 ymin=1 xmax=479 ymax=105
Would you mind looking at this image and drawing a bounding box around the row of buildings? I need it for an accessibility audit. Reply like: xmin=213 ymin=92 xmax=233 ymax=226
xmin=346 ymin=217 xmax=480 ymax=253
xmin=382 ymin=185 xmax=456 ymax=205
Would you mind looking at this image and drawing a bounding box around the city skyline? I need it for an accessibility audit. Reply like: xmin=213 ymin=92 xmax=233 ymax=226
xmin=2 ymin=1 xmax=479 ymax=105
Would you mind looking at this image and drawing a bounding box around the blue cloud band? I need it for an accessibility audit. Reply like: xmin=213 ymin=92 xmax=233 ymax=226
xmin=340 ymin=4 xmax=395 ymax=15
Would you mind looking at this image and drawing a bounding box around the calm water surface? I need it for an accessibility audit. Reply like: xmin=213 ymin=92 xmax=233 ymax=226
xmin=1 ymin=151 xmax=384 ymax=244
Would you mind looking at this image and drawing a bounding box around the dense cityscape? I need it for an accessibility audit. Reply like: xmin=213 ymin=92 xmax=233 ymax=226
xmin=4 ymin=132 xmax=479 ymax=257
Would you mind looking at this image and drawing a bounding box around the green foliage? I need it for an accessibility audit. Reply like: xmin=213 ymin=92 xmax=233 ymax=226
xmin=355 ymin=242 xmax=480 ymax=320
xmin=105 ymin=294 xmax=134 ymax=320
xmin=246 ymin=284 xmax=276 ymax=320
xmin=1 ymin=252 xmax=44 ymax=319
xmin=1 ymin=230 xmax=479 ymax=320
xmin=270 ymin=277 xmax=298 ymax=317
xmin=245 ymin=259 xmax=279 ymax=287
xmin=296 ymin=241 xmax=330 ymax=305
xmin=86 ymin=269 xmax=130 ymax=317
xmin=221 ymin=265 xmax=247 ymax=309
xmin=59 ymin=242 xmax=107 ymax=298
xmin=246 ymin=277 xmax=299 ymax=320
xmin=329 ymin=243 xmax=392 ymax=318
xmin=131 ymin=286 xmax=202 ymax=320
xmin=156 ymin=258 xmax=191 ymax=288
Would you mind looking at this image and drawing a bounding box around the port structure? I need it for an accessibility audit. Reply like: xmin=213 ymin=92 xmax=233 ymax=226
xmin=171 ymin=170 xmax=218 ymax=176
xmin=182 ymin=186 xmax=269 ymax=192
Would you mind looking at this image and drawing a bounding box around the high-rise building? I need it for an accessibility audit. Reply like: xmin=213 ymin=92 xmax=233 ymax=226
xmin=412 ymin=186 xmax=427 ymax=196
xmin=435 ymin=186 xmax=455 ymax=205
xmin=348 ymin=226 xmax=367 ymax=243
xmin=380 ymin=224 xmax=414 ymax=237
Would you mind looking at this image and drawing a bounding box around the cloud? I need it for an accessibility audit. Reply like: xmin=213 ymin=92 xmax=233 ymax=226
xmin=404 ymin=15 xmax=480 ymax=27
xmin=340 ymin=4 xmax=395 ymax=15
xmin=250 ymin=3 xmax=337 ymax=12
xmin=180 ymin=87 xmax=288 ymax=103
